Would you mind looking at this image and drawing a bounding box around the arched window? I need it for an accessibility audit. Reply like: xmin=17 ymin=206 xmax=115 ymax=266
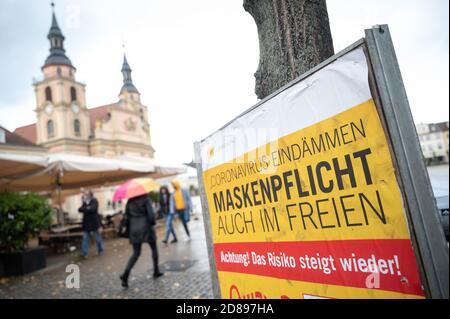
xmin=70 ymin=87 xmax=77 ymax=102
xmin=47 ymin=120 xmax=54 ymax=138
xmin=74 ymin=119 xmax=81 ymax=136
xmin=45 ymin=87 xmax=52 ymax=102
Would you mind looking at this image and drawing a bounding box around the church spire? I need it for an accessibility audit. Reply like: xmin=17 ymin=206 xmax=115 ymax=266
xmin=43 ymin=2 xmax=73 ymax=68
xmin=120 ymin=53 xmax=139 ymax=95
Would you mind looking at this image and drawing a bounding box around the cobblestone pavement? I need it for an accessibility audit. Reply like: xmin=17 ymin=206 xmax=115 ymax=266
xmin=0 ymin=213 xmax=214 ymax=299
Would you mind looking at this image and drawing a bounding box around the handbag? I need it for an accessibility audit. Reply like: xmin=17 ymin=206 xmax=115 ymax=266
xmin=118 ymin=214 xmax=129 ymax=238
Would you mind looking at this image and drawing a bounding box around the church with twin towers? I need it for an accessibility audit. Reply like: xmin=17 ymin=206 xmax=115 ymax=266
xmin=14 ymin=5 xmax=155 ymax=159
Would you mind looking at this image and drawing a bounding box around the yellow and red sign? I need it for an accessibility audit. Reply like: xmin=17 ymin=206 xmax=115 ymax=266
xmin=199 ymin=48 xmax=424 ymax=299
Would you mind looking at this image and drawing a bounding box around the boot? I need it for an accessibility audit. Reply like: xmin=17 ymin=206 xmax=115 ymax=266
xmin=153 ymin=268 xmax=164 ymax=279
xmin=153 ymin=272 xmax=164 ymax=279
xmin=120 ymin=272 xmax=129 ymax=288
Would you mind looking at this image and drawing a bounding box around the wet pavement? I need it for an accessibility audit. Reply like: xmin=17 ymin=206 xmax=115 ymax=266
xmin=0 ymin=212 xmax=214 ymax=299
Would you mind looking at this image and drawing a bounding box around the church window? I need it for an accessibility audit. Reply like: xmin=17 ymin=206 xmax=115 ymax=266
xmin=47 ymin=120 xmax=54 ymax=138
xmin=74 ymin=119 xmax=81 ymax=136
xmin=70 ymin=87 xmax=77 ymax=102
xmin=45 ymin=86 xmax=52 ymax=102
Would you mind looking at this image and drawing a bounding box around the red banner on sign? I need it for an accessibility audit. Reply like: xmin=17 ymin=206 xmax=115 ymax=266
xmin=214 ymin=239 xmax=424 ymax=297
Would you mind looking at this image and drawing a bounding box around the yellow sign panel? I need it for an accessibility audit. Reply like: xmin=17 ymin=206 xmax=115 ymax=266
xmin=202 ymin=100 xmax=424 ymax=299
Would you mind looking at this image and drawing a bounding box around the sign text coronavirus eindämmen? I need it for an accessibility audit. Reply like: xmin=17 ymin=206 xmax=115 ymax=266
xmin=199 ymin=47 xmax=425 ymax=299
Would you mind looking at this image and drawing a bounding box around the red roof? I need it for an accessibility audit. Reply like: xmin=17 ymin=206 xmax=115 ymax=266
xmin=14 ymin=123 xmax=37 ymax=144
xmin=14 ymin=104 xmax=117 ymax=142
xmin=1 ymin=126 xmax=39 ymax=147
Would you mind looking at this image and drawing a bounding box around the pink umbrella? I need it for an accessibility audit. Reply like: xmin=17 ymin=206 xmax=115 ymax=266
xmin=113 ymin=178 xmax=161 ymax=202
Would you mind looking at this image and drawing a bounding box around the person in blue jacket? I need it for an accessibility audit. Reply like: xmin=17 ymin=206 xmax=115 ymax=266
xmin=162 ymin=179 xmax=192 ymax=243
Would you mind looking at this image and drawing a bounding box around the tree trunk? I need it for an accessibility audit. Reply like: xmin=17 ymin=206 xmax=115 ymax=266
xmin=244 ymin=0 xmax=334 ymax=99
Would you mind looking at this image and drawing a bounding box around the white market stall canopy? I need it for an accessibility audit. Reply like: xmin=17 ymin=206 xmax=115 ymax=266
xmin=0 ymin=153 xmax=186 ymax=192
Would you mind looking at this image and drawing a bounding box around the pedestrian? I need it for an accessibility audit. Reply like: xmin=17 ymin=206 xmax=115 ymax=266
xmin=78 ymin=190 xmax=104 ymax=258
xmin=120 ymin=194 xmax=163 ymax=288
xmin=160 ymin=186 xmax=177 ymax=244
xmin=169 ymin=179 xmax=192 ymax=242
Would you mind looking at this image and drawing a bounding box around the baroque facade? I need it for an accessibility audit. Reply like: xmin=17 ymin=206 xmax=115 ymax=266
xmin=14 ymin=9 xmax=154 ymax=159
xmin=11 ymin=8 xmax=156 ymax=220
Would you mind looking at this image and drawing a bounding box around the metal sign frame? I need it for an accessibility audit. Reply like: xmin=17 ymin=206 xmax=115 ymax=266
xmin=194 ymin=25 xmax=449 ymax=299
xmin=365 ymin=25 xmax=449 ymax=299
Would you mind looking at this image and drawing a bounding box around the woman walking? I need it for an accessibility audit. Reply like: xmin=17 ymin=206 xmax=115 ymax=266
xmin=120 ymin=194 xmax=163 ymax=288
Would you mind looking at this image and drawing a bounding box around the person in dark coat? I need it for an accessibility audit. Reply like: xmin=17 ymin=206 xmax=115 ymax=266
xmin=78 ymin=190 xmax=104 ymax=258
xmin=159 ymin=186 xmax=170 ymax=216
xmin=160 ymin=186 xmax=177 ymax=244
xmin=120 ymin=194 xmax=163 ymax=288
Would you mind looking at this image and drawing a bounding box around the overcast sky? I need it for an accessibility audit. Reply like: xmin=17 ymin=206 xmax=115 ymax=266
xmin=0 ymin=0 xmax=448 ymax=165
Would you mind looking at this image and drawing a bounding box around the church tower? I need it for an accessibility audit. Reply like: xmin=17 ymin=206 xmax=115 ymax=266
xmin=119 ymin=54 xmax=141 ymax=103
xmin=34 ymin=3 xmax=90 ymax=155
xmin=89 ymin=53 xmax=154 ymax=158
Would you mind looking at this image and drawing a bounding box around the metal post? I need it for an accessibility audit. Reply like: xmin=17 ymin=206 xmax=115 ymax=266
xmin=56 ymin=172 xmax=64 ymax=227
xmin=365 ymin=25 xmax=449 ymax=299
xmin=194 ymin=142 xmax=222 ymax=299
